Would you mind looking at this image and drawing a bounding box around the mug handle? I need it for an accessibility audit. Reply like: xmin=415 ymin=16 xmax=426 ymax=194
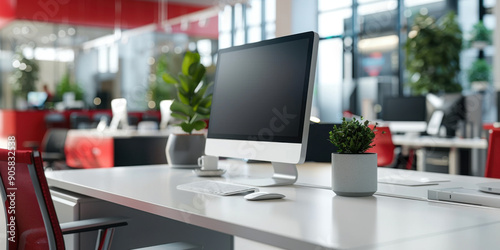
xmin=197 ymin=156 xmax=204 ymax=167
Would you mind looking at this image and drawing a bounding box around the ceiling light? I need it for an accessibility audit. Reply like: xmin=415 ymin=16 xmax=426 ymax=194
xmin=67 ymin=28 xmax=76 ymax=36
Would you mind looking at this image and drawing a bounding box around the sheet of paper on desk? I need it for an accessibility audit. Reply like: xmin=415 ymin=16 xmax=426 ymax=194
xmin=378 ymin=175 xmax=450 ymax=186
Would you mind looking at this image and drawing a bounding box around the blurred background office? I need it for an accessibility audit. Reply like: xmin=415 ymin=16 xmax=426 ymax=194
xmin=0 ymin=0 xmax=497 ymax=121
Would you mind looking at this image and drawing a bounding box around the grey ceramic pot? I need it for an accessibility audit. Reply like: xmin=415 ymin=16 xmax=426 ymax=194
xmin=331 ymin=153 xmax=377 ymax=197
xmin=165 ymin=134 xmax=206 ymax=166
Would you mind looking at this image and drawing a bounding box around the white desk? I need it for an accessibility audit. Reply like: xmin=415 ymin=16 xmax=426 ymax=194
xmin=392 ymin=135 xmax=488 ymax=175
xmin=46 ymin=161 xmax=500 ymax=249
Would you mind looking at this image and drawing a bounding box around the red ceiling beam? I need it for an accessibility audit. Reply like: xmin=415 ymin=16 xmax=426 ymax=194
xmin=1 ymin=0 xmax=218 ymax=38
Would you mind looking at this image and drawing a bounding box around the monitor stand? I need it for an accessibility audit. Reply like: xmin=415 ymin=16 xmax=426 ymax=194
xmin=235 ymin=162 xmax=298 ymax=187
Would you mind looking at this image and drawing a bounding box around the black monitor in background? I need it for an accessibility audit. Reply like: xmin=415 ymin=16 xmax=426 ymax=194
xmin=306 ymin=123 xmax=339 ymax=162
xmin=382 ymin=96 xmax=426 ymax=121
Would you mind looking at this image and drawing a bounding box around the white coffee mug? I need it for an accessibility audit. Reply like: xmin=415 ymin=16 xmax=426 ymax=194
xmin=197 ymin=155 xmax=218 ymax=170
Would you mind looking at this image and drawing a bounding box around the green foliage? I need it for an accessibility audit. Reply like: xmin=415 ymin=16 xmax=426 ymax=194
xmin=469 ymin=21 xmax=492 ymax=44
xmin=405 ymin=12 xmax=463 ymax=95
xmin=148 ymin=54 xmax=177 ymax=108
xmin=9 ymin=53 xmax=39 ymax=99
xmin=329 ymin=117 xmax=376 ymax=154
xmin=55 ymin=72 xmax=84 ymax=101
xmin=468 ymin=59 xmax=491 ymax=83
xmin=162 ymin=51 xmax=212 ymax=134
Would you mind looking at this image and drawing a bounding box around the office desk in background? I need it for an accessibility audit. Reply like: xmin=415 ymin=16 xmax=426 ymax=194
xmin=392 ymin=135 xmax=488 ymax=175
xmin=46 ymin=161 xmax=500 ymax=249
xmin=64 ymin=129 xmax=169 ymax=168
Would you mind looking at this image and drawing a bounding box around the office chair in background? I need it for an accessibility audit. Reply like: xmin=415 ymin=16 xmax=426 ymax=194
xmin=45 ymin=112 xmax=67 ymax=128
xmin=0 ymin=149 xmax=128 ymax=249
xmin=485 ymin=129 xmax=500 ymax=178
xmin=367 ymin=125 xmax=396 ymax=167
xmin=40 ymin=128 xmax=70 ymax=170
xmin=69 ymin=113 xmax=92 ymax=129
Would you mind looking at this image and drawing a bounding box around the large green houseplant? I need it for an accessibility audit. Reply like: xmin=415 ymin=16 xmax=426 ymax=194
xmin=148 ymin=54 xmax=177 ymax=109
xmin=9 ymin=53 xmax=39 ymax=101
xmin=162 ymin=51 xmax=212 ymax=166
xmin=405 ymin=12 xmax=462 ymax=95
xmin=328 ymin=117 xmax=378 ymax=197
xmin=55 ymin=72 xmax=84 ymax=102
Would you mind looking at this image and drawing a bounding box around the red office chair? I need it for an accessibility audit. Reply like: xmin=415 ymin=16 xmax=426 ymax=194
xmin=485 ymin=129 xmax=500 ymax=178
xmin=0 ymin=148 xmax=127 ymax=249
xmin=366 ymin=125 xmax=395 ymax=167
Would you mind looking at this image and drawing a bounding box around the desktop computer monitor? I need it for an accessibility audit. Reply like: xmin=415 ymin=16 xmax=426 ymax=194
xmin=381 ymin=96 xmax=427 ymax=133
xmin=205 ymin=31 xmax=319 ymax=186
xmin=382 ymin=96 xmax=426 ymax=122
xmin=426 ymin=93 xmax=464 ymax=137
xmin=27 ymin=91 xmax=48 ymax=109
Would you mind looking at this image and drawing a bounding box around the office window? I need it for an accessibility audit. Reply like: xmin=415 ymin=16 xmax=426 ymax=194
xmin=316 ymin=0 xmax=472 ymax=122
xmin=318 ymin=0 xmax=352 ymax=11
xmin=218 ymin=0 xmax=276 ymax=49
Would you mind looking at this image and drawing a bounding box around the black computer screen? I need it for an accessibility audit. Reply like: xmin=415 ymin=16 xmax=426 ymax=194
xmin=382 ymin=96 xmax=426 ymax=121
xmin=208 ymin=32 xmax=316 ymax=143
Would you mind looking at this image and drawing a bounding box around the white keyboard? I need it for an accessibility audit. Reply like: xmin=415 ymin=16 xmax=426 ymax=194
xmin=177 ymin=180 xmax=259 ymax=196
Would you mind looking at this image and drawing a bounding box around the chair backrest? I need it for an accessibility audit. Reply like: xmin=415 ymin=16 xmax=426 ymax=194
xmin=44 ymin=113 xmax=66 ymax=129
xmin=70 ymin=113 xmax=91 ymax=129
xmin=41 ymin=129 xmax=68 ymax=155
xmin=0 ymin=149 xmax=64 ymax=249
xmin=366 ymin=125 xmax=395 ymax=167
xmin=485 ymin=129 xmax=500 ymax=178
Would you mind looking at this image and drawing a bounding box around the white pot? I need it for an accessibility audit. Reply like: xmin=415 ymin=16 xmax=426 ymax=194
xmin=165 ymin=134 xmax=206 ymax=166
xmin=331 ymin=153 xmax=377 ymax=197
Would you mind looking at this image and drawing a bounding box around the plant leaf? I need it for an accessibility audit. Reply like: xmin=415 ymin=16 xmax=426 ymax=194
xmin=180 ymin=122 xmax=195 ymax=134
xmin=162 ymin=73 xmax=178 ymax=84
xmin=199 ymin=94 xmax=212 ymax=108
xmin=176 ymin=89 xmax=190 ymax=105
xmin=192 ymin=120 xmax=207 ymax=130
xmin=191 ymin=64 xmax=206 ymax=84
xmin=171 ymin=112 xmax=189 ymax=121
xmin=170 ymin=100 xmax=194 ymax=118
xmin=182 ymin=51 xmax=200 ymax=76
xmin=192 ymin=82 xmax=213 ymax=106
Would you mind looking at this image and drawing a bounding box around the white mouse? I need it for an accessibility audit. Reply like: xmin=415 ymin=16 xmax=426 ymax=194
xmin=244 ymin=192 xmax=285 ymax=201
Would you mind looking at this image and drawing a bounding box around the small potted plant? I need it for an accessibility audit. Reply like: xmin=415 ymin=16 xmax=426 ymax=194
xmin=467 ymin=59 xmax=491 ymax=92
xmin=162 ymin=51 xmax=212 ymax=166
xmin=468 ymin=21 xmax=492 ymax=49
xmin=328 ymin=117 xmax=378 ymax=197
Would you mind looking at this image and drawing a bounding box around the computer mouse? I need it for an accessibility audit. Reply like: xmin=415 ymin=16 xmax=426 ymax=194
xmin=244 ymin=192 xmax=285 ymax=201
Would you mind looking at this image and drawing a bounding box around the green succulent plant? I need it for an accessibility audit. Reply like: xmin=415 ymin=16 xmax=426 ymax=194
xmin=467 ymin=59 xmax=491 ymax=84
xmin=469 ymin=21 xmax=492 ymax=45
xmin=328 ymin=117 xmax=377 ymax=154
xmin=162 ymin=51 xmax=212 ymax=134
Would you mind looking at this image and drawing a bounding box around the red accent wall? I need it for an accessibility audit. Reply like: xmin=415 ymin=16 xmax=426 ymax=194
xmin=0 ymin=0 xmax=15 ymax=28
xmin=0 ymin=109 xmax=160 ymax=150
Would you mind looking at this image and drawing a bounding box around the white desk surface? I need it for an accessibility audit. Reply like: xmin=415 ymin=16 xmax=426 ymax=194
xmin=392 ymin=135 xmax=488 ymax=149
xmin=46 ymin=161 xmax=500 ymax=250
